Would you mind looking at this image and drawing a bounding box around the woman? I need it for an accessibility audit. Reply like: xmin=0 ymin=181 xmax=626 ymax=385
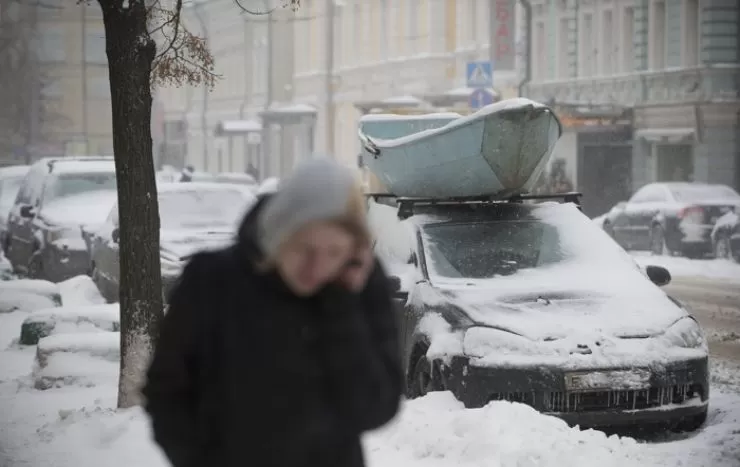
xmin=142 ymin=158 xmax=403 ymax=467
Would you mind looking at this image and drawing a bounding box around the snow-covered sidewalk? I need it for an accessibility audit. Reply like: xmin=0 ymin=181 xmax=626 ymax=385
xmin=1 ymin=276 xmax=740 ymax=467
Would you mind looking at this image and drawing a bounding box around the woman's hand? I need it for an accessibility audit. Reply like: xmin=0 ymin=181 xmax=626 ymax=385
xmin=337 ymin=246 xmax=374 ymax=292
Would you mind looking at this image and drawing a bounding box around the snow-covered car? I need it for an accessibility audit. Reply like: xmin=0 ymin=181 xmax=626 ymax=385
xmin=711 ymin=210 xmax=740 ymax=262
xmin=89 ymin=182 xmax=256 ymax=303
xmin=601 ymin=182 xmax=740 ymax=258
xmin=369 ymin=194 xmax=709 ymax=432
xmin=4 ymin=157 xmax=117 ymax=281
xmin=0 ymin=164 xmax=30 ymax=254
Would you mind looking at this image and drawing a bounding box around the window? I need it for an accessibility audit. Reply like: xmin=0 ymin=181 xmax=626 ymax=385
xmin=601 ymin=10 xmax=614 ymax=75
xmin=407 ymin=0 xmax=419 ymax=54
xmin=41 ymin=79 xmax=63 ymax=99
xmin=534 ymin=20 xmax=546 ymax=80
xmin=621 ymin=6 xmax=634 ymax=72
xmin=630 ymin=185 xmax=667 ymax=203
xmin=44 ymin=172 xmax=117 ymax=202
xmin=85 ymin=31 xmax=107 ymax=64
xmin=86 ymin=75 xmax=111 ymax=100
xmin=379 ymin=0 xmax=388 ymax=59
xmin=557 ymin=17 xmax=569 ymax=79
xmin=683 ymin=0 xmax=699 ymax=66
xmin=649 ymin=0 xmax=666 ymax=69
xmin=37 ymin=27 xmax=66 ymax=62
xmin=251 ymin=22 xmax=267 ymax=94
xmin=580 ymin=13 xmax=594 ymax=77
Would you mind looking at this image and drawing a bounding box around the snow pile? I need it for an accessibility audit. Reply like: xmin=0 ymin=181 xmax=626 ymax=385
xmin=33 ymin=332 xmax=120 ymax=390
xmin=712 ymin=211 xmax=738 ymax=236
xmin=58 ymin=276 xmax=107 ymax=306
xmin=257 ymin=177 xmax=279 ymax=195
xmin=632 ymin=252 xmax=740 ymax=282
xmin=20 ymin=303 xmax=119 ymax=345
xmin=0 ymin=279 xmax=62 ymax=313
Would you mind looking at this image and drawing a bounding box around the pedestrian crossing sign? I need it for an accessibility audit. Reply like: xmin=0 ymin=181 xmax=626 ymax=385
xmin=466 ymin=61 xmax=493 ymax=88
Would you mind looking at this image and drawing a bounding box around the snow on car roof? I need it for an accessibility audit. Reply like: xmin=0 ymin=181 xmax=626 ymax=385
xmin=157 ymin=181 xmax=253 ymax=194
xmin=48 ymin=159 xmax=115 ymax=175
xmin=0 ymin=165 xmax=30 ymax=178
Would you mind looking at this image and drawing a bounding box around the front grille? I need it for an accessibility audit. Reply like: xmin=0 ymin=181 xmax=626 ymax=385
xmin=488 ymin=384 xmax=702 ymax=413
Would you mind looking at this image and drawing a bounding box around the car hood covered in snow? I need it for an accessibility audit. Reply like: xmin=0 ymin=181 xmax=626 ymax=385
xmin=159 ymin=229 xmax=234 ymax=263
xmin=429 ymin=270 xmax=686 ymax=340
xmin=39 ymin=191 xmax=117 ymax=228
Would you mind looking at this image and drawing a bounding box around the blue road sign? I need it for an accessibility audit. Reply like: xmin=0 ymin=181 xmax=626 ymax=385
xmin=466 ymin=61 xmax=493 ymax=88
xmin=469 ymin=88 xmax=495 ymax=110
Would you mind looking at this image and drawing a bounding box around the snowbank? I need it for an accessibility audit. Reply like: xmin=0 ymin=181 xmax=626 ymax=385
xmin=33 ymin=332 xmax=120 ymax=390
xmin=20 ymin=304 xmax=119 ymax=345
xmin=58 ymin=276 xmax=107 ymax=307
xmin=632 ymin=252 xmax=740 ymax=282
xmin=0 ymin=279 xmax=61 ymax=303
xmin=0 ymin=291 xmax=59 ymax=314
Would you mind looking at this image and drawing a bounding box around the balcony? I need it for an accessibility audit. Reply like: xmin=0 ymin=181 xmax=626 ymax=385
xmin=525 ymin=65 xmax=739 ymax=108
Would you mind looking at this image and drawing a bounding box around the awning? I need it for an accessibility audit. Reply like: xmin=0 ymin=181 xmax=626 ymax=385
xmin=214 ymin=119 xmax=262 ymax=136
xmin=260 ymin=103 xmax=317 ymax=123
xmin=635 ymin=128 xmax=695 ymax=143
xmin=354 ymin=95 xmax=428 ymax=114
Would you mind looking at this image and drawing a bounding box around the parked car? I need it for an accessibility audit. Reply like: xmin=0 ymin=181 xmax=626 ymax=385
xmin=600 ymin=182 xmax=740 ymax=258
xmin=368 ymin=193 xmax=708 ymax=432
xmin=88 ymin=182 xmax=256 ymax=303
xmin=4 ymin=157 xmax=117 ymax=282
xmin=711 ymin=210 xmax=740 ymax=262
xmin=0 ymin=164 xmax=30 ymax=255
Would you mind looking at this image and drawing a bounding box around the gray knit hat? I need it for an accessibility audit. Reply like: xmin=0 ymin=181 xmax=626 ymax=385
xmin=258 ymin=158 xmax=362 ymax=256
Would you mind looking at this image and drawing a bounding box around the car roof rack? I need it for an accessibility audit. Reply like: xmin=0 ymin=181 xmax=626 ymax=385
xmin=365 ymin=191 xmax=583 ymax=219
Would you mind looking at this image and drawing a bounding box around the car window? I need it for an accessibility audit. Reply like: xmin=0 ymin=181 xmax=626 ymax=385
xmin=630 ymin=185 xmax=667 ymax=203
xmin=43 ymin=171 xmax=117 ymax=202
xmin=669 ymin=185 xmax=740 ymax=203
xmin=422 ymin=221 xmax=564 ymax=279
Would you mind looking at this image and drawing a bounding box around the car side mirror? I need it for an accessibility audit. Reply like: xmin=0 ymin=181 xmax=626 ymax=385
xmin=111 ymin=228 xmax=119 ymax=243
xmin=646 ymin=265 xmax=671 ymax=287
xmin=19 ymin=205 xmax=35 ymax=218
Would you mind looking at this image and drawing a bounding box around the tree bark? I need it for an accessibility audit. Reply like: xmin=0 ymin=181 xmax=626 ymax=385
xmin=98 ymin=0 xmax=163 ymax=409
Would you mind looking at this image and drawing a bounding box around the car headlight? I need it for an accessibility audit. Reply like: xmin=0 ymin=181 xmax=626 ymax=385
xmin=463 ymin=327 xmax=557 ymax=358
xmin=662 ymin=318 xmax=707 ymax=350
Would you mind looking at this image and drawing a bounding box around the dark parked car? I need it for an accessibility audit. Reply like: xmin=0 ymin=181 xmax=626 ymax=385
xmin=0 ymin=164 xmax=30 ymax=255
xmin=600 ymin=182 xmax=740 ymax=258
xmin=368 ymin=193 xmax=708 ymax=432
xmin=88 ymin=182 xmax=255 ymax=303
xmin=711 ymin=211 xmax=740 ymax=262
xmin=4 ymin=157 xmax=117 ymax=282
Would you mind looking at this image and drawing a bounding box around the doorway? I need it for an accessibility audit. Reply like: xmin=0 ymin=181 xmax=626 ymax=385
xmin=655 ymin=144 xmax=693 ymax=182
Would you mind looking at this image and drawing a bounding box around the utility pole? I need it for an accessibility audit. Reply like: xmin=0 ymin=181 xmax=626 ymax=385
xmin=324 ymin=0 xmax=335 ymax=155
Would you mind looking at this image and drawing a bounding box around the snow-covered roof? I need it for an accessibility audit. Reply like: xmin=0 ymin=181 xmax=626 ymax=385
xmin=266 ymin=103 xmax=316 ymax=114
xmin=0 ymin=165 xmax=30 ymax=178
xmin=380 ymin=95 xmax=424 ymax=105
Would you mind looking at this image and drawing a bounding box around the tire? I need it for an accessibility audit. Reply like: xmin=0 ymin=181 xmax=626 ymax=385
xmin=650 ymin=225 xmax=667 ymax=256
xmin=406 ymin=349 xmax=444 ymax=399
xmin=672 ymin=410 xmax=707 ymax=433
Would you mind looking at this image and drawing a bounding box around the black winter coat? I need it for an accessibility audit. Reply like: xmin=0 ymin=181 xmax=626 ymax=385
xmin=142 ymin=196 xmax=403 ymax=467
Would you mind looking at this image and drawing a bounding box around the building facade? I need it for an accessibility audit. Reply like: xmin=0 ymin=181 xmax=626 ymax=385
xmin=160 ymin=0 xmax=525 ymax=179
xmin=28 ymin=2 xmax=113 ymax=158
xmin=525 ymin=0 xmax=740 ymax=217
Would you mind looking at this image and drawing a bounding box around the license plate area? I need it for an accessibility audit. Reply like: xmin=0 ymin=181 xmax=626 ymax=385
xmin=564 ymin=369 xmax=651 ymax=392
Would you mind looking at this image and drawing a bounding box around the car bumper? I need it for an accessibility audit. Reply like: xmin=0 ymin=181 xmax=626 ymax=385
xmin=442 ymin=356 xmax=709 ymax=429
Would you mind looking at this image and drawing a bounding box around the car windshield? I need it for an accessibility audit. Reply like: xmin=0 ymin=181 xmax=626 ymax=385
xmin=422 ymin=220 xmax=566 ymax=279
xmin=159 ymin=189 xmax=247 ymax=230
xmin=0 ymin=176 xmax=23 ymax=208
xmin=670 ymin=185 xmax=740 ymax=202
xmin=45 ymin=172 xmax=117 ymax=201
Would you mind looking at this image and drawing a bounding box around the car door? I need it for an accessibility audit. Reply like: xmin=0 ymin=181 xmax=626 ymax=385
xmin=6 ymin=167 xmax=44 ymax=268
xmin=629 ymin=185 xmax=669 ymax=249
xmin=619 ymin=185 xmax=663 ymax=249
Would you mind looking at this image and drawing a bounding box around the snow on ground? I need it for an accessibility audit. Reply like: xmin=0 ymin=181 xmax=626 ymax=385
xmin=632 ymin=251 xmax=740 ymax=282
xmin=2 ymin=268 xmax=740 ymax=466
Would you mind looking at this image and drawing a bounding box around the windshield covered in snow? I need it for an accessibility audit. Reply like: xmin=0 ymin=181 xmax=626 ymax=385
xmin=670 ymin=185 xmax=740 ymax=202
xmin=44 ymin=172 xmax=117 ymax=202
xmin=422 ymin=221 xmax=565 ymax=279
xmin=159 ymin=189 xmax=247 ymax=230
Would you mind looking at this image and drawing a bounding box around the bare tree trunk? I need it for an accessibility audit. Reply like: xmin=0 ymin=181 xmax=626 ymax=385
xmin=98 ymin=0 xmax=163 ymax=409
